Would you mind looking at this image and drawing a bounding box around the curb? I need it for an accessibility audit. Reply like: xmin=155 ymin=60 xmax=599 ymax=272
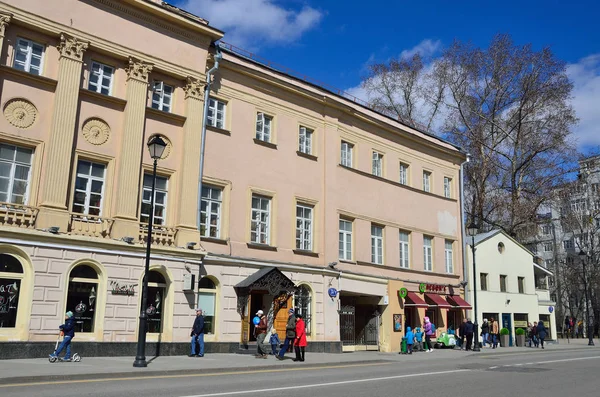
xmin=0 ymin=359 xmax=392 ymax=386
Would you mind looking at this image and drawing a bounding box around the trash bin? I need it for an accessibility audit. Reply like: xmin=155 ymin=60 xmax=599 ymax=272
xmin=401 ymin=337 xmax=408 ymax=354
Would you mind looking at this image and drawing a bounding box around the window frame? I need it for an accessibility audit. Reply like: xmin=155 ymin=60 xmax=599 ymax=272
xmin=13 ymin=37 xmax=45 ymax=75
xmin=340 ymin=141 xmax=353 ymax=168
xmin=339 ymin=218 xmax=353 ymax=261
xmin=444 ymin=240 xmax=454 ymax=274
xmin=295 ymin=203 xmax=314 ymax=251
xmin=197 ymin=276 xmax=218 ymax=335
xmin=443 ymin=177 xmax=452 ymax=198
xmin=518 ymin=277 xmax=525 ymax=294
xmin=298 ymin=126 xmax=313 ymax=155
xmin=480 ymin=273 xmax=488 ymax=291
xmin=140 ymin=173 xmax=168 ymax=226
xmin=423 ymin=236 xmax=433 ymax=271
xmin=207 ymin=97 xmax=226 ymax=129
xmin=500 ymin=275 xmax=507 ymax=292
xmin=372 ymin=151 xmax=383 ymax=177
xmin=72 ymin=160 xmax=106 ymax=217
xmin=399 ymin=162 xmax=409 ymax=186
xmin=88 ymin=61 xmax=114 ymax=95
xmin=255 ymin=112 xmax=273 ymax=143
xmin=423 ymin=171 xmax=432 ymax=193
xmin=250 ymin=194 xmax=271 ymax=245
xmin=399 ymin=231 xmax=410 ymax=268
xmin=200 ymin=185 xmax=223 ymax=239
xmin=0 ymin=143 xmax=33 ymax=205
xmin=151 ymin=81 xmax=173 ymax=113
xmin=371 ymin=224 xmax=384 ymax=265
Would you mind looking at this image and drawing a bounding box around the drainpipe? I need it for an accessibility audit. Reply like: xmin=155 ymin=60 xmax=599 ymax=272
xmin=197 ymin=45 xmax=222 ymax=232
xmin=460 ymin=154 xmax=471 ymax=287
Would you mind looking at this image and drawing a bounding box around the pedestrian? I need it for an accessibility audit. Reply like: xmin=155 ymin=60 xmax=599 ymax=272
xmin=578 ymin=320 xmax=584 ymax=338
xmin=423 ymin=316 xmax=434 ymax=352
xmin=269 ymin=328 xmax=280 ymax=356
xmin=293 ymin=313 xmax=307 ymax=362
xmin=415 ymin=327 xmax=424 ymax=352
xmin=569 ymin=317 xmax=575 ymax=338
xmin=459 ymin=318 xmax=467 ymax=350
xmin=481 ymin=319 xmax=490 ymax=348
xmin=189 ymin=308 xmax=205 ymax=357
xmin=594 ymin=321 xmax=599 ymax=338
xmin=531 ymin=322 xmax=539 ymax=348
xmin=49 ymin=311 xmax=76 ymax=361
xmin=490 ymin=317 xmax=499 ymax=349
xmin=465 ymin=318 xmax=474 ymax=351
xmin=405 ymin=326 xmax=415 ymax=354
xmin=564 ymin=316 xmax=570 ymax=339
xmin=254 ymin=309 xmax=268 ymax=359
xmin=537 ymin=320 xmax=547 ymax=349
xmin=277 ymin=308 xmax=296 ymax=360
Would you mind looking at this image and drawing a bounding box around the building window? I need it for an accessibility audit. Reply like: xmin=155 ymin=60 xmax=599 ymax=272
xmin=146 ymin=271 xmax=166 ymax=334
xmin=399 ymin=163 xmax=409 ymax=185
xmin=500 ymin=275 xmax=507 ymax=292
xmin=544 ymin=259 xmax=553 ymax=268
xmin=65 ymin=265 xmax=98 ymax=333
xmin=340 ymin=141 xmax=353 ymax=167
xmin=541 ymin=225 xmax=552 ymax=235
xmin=140 ymin=173 xmax=168 ymax=225
xmin=295 ymin=285 xmax=312 ymax=335
xmin=423 ymin=236 xmax=433 ymax=271
xmin=250 ymin=195 xmax=271 ymax=245
xmin=151 ymin=81 xmax=173 ymax=112
xmin=372 ymin=152 xmax=383 ymax=177
xmin=443 ymin=177 xmax=452 ymax=198
xmin=339 ymin=219 xmax=352 ymax=260
xmin=566 ymin=257 xmax=574 ymax=266
xmin=518 ymin=277 xmax=525 ymax=294
xmin=444 ymin=240 xmax=454 ymax=273
xmin=72 ymin=160 xmax=105 ymax=216
xmin=399 ymin=231 xmax=410 ymax=268
xmin=0 ymin=254 xmax=24 ymax=328
xmin=13 ymin=38 xmax=44 ymax=75
xmin=0 ymin=143 xmax=33 ymax=205
xmin=197 ymin=277 xmax=217 ymax=334
xmin=298 ymin=127 xmax=313 ymax=155
xmin=255 ymin=113 xmax=272 ymax=142
xmin=563 ymin=239 xmax=573 ymax=249
xmin=207 ymin=98 xmax=226 ymax=129
xmin=296 ymin=204 xmax=313 ymax=251
xmin=200 ymin=186 xmax=222 ymax=238
xmin=423 ymin=171 xmax=431 ymax=193
xmin=88 ymin=62 xmax=114 ymax=95
xmin=371 ymin=225 xmax=384 ymax=264
xmin=543 ymin=242 xmax=553 ymax=252
xmin=480 ymin=273 xmax=488 ymax=291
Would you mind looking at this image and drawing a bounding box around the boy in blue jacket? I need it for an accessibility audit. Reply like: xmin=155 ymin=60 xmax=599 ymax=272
xmin=50 ymin=311 xmax=76 ymax=361
xmin=269 ymin=328 xmax=281 ymax=355
xmin=415 ymin=327 xmax=424 ymax=351
xmin=405 ymin=327 xmax=415 ymax=354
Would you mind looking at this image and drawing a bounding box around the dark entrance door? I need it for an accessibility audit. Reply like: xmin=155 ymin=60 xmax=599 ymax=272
xmin=405 ymin=307 xmax=416 ymax=332
xmin=355 ymin=305 xmax=378 ymax=348
xmin=502 ymin=313 xmax=512 ymax=346
xmin=340 ymin=304 xmax=355 ymax=346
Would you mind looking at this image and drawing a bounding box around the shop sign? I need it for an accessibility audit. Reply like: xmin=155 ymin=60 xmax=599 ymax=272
xmin=398 ymin=288 xmax=408 ymax=298
xmin=549 ymin=306 xmax=554 ymax=313
xmin=514 ymin=321 xmax=528 ymax=327
xmin=328 ymin=288 xmax=338 ymax=298
xmin=419 ymin=283 xmax=447 ymax=293
xmin=110 ymin=280 xmax=136 ymax=296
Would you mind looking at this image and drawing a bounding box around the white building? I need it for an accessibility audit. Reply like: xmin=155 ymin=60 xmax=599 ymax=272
xmin=466 ymin=230 xmax=557 ymax=345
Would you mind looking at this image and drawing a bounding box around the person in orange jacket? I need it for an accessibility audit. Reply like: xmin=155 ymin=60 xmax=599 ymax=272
xmin=293 ymin=313 xmax=307 ymax=362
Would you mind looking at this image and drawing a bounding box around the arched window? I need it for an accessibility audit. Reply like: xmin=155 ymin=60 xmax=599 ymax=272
xmin=66 ymin=264 xmax=99 ymax=333
xmin=294 ymin=285 xmax=312 ymax=335
xmin=197 ymin=277 xmax=217 ymax=334
xmin=147 ymin=270 xmax=166 ymax=333
xmin=0 ymin=254 xmax=24 ymax=328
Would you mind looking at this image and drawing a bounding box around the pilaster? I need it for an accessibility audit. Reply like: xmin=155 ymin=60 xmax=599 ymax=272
xmin=112 ymin=57 xmax=153 ymax=239
xmin=175 ymin=77 xmax=204 ymax=245
xmin=37 ymin=34 xmax=88 ymax=231
xmin=0 ymin=12 xmax=12 ymax=56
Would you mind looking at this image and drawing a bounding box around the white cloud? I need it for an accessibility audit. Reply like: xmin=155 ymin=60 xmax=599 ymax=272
xmin=179 ymin=0 xmax=323 ymax=48
xmin=400 ymin=39 xmax=442 ymax=60
xmin=567 ymin=54 xmax=600 ymax=149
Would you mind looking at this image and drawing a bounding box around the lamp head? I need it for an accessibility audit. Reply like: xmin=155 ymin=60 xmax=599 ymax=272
xmin=147 ymin=135 xmax=167 ymax=160
xmin=466 ymin=222 xmax=479 ymax=237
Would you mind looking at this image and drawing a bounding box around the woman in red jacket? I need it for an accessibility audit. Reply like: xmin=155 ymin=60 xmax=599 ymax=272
xmin=294 ymin=313 xmax=307 ymax=362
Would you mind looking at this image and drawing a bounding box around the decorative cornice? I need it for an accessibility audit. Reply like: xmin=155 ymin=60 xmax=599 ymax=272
xmin=58 ymin=33 xmax=89 ymax=62
xmin=126 ymin=57 xmax=153 ymax=82
xmin=184 ymin=76 xmax=203 ymax=99
xmin=0 ymin=12 xmax=12 ymax=37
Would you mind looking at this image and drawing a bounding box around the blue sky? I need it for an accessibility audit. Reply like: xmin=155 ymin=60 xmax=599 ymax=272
xmin=176 ymin=0 xmax=600 ymax=152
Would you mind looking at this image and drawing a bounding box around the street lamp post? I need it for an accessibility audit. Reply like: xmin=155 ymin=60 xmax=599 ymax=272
xmin=133 ymin=135 xmax=167 ymax=368
xmin=467 ymin=222 xmax=481 ymax=352
xmin=578 ymin=250 xmax=595 ymax=347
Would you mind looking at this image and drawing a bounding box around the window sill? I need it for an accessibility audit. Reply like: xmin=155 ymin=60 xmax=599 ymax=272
xmin=357 ymin=260 xmax=384 ymax=267
xmin=355 ymin=261 xmax=461 ymax=278
xmin=146 ymin=106 xmax=186 ymax=124
xmin=296 ymin=151 xmax=318 ymax=161
xmin=253 ymin=138 xmax=277 ymax=149
xmin=207 ymin=125 xmax=231 ymax=136
xmin=80 ymin=88 xmax=127 ymax=107
xmin=201 ymin=236 xmax=228 ymax=245
xmin=247 ymin=243 xmax=277 ymax=251
xmin=293 ymin=249 xmax=319 ymax=257
xmin=339 ymin=259 xmax=356 ymax=265
xmin=0 ymin=65 xmax=58 ymax=88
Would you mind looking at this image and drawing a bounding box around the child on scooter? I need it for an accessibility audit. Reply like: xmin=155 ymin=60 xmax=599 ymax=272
xmin=50 ymin=311 xmax=76 ymax=361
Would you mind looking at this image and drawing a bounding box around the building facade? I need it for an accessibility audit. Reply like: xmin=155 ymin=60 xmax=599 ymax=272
xmin=0 ymin=0 xmax=467 ymax=357
xmin=467 ymin=230 xmax=556 ymax=345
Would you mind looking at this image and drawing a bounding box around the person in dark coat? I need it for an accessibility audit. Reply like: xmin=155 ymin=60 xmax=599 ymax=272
xmin=537 ymin=320 xmax=547 ymax=349
xmin=465 ymin=319 xmax=475 ymax=351
xmin=190 ymin=308 xmax=205 ymax=357
xmin=50 ymin=311 xmax=76 ymax=361
xmin=481 ymin=319 xmax=490 ymax=348
xmin=277 ymin=308 xmax=296 ymax=360
xmin=459 ymin=318 xmax=467 ymax=350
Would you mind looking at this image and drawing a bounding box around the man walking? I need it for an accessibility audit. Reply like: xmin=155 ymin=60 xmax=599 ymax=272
xmin=490 ymin=317 xmax=499 ymax=348
xmin=459 ymin=318 xmax=467 ymax=350
xmin=190 ymin=308 xmax=204 ymax=357
xmin=277 ymin=308 xmax=296 ymax=360
xmin=254 ymin=310 xmax=268 ymax=358
xmin=465 ymin=318 xmax=474 ymax=350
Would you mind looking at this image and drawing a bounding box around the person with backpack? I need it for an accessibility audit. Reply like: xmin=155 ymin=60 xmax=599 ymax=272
xmin=423 ymin=317 xmax=434 ymax=352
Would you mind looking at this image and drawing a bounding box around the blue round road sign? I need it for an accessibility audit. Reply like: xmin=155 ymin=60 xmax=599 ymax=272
xmin=328 ymin=288 xmax=338 ymax=297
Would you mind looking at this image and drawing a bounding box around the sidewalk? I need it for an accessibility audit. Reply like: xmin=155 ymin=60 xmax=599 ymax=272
xmin=0 ymin=339 xmax=596 ymax=385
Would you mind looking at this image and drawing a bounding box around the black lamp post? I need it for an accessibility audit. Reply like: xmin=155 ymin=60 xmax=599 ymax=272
xmin=467 ymin=222 xmax=481 ymax=352
xmin=133 ymin=135 xmax=167 ymax=368
xmin=578 ymin=249 xmax=595 ymax=347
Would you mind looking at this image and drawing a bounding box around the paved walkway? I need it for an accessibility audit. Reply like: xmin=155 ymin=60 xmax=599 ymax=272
xmin=0 ymin=338 xmax=596 ymax=384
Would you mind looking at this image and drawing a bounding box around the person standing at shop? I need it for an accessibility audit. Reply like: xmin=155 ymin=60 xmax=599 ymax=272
xmin=465 ymin=318 xmax=474 ymax=350
xmin=490 ymin=317 xmax=499 ymax=349
xmin=293 ymin=313 xmax=307 ymax=362
xmin=537 ymin=320 xmax=547 ymax=349
xmin=277 ymin=308 xmax=296 ymax=360
xmin=254 ymin=310 xmax=268 ymax=359
xmin=423 ymin=317 xmax=434 ymax=352
xmin=459 ymin=318 xmax=467 ymax=350
xmin=189 ymin=308 xmax=205 ymax=357
xmin=481 ymin=319 xmax=490 ymax=348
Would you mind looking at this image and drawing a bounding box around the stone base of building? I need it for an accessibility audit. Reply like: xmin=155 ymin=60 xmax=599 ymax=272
xmin=0 ymin=341 xmax=343 ymax=359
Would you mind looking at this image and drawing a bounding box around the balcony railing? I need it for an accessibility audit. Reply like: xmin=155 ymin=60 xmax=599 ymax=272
xmin=69 ymin=214 xmax=114 ymax=238
xmin=0 ymin=202 xmax=38 ymax=229
xmin=139 ymin=223 xmax=177 ymax=247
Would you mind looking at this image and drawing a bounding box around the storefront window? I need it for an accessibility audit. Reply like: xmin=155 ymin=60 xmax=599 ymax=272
xmin=66 ymin=265 xmax=98 ymax=333
xmin=0 ymin=254 xmax=23 ymax=328
xmin=295 ymin=285 xmax=312 ymax=335
xmin=147 ymin=271 xmax=166 ymax=334
xmin=447 ymin=310 xmax=460 ymax=332
xmin=197 ymin=277 xmax=217 ymax=334
xmin=425 ymin=308 xmax=437 ymax=328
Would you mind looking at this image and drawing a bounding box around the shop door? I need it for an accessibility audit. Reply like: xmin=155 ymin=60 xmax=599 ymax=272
xmin=340 ymin=304 xmax=356 ymax=346
xmin=273 ymin=297 xmax=292 ymax=340
xmin=405 ymin=307 xmax=415 ymax=332
xmin=502 ymin=313 xmax=512 ymax=346
xmin=364 ymin=310 xmax=380 ymax=348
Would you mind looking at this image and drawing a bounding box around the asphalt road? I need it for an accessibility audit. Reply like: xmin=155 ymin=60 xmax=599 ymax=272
xmin=2 ymin=349 xmax=599 ymax=397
